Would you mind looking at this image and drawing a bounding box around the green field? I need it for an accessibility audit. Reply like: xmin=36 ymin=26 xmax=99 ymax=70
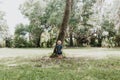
xmin=0 ymin=57 xmax=120 ymax=80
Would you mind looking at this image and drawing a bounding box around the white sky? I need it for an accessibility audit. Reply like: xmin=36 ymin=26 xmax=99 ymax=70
xmin=0 ymin=0 xmax=29 ymax=35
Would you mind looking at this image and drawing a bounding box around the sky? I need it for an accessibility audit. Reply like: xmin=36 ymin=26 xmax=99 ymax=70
xmin=0 ymin=0 xmax=29 ymax=35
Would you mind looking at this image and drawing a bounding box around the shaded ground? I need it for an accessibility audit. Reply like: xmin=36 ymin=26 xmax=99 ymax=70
xmin=0 ymin=48 xmax=120 ymax=59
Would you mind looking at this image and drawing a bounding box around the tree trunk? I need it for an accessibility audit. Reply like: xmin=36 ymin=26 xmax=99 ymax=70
xmin=97 ymin=37 xmax=102 ymax=47
xmin=36 ymin=34 xmax=41 ymax=48
xmin=56 ymin=0 xmax=72 ymax=43
xmin=51 ymin=0 xmax=72 ymax=57
xmin=69 ymin=31 xmax=73 ymax=47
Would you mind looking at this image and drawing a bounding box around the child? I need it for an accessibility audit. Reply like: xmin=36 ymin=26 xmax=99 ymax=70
xmin=55 ymin=40 xmax=63 ymax=58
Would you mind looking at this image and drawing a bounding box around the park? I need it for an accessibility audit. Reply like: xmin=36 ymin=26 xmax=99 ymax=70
xmin=0 ymin=0 xmax=120 ymax=80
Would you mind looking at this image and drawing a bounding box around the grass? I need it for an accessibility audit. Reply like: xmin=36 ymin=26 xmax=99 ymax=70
xmin=0 ymin=57 xmax=120 ymax=80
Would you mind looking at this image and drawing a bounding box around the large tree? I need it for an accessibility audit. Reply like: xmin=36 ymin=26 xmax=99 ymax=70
xmin=51 ymin=0 xmax=73 ymax=57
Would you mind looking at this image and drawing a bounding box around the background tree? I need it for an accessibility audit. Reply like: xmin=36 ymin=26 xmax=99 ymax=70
xmin=73 ymin=0 xmax=96 ymax=47
xmin=0 ymin=11 xmax=9 ymax=47
xmin=20 ymin=0 xmax=46 ymax=47
xmin=14 ymin=23 xmax=30 ymax=48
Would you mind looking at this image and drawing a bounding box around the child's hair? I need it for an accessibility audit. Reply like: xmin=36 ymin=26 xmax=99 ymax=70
xmin=57 ymin=40 xmax=62 ymax=45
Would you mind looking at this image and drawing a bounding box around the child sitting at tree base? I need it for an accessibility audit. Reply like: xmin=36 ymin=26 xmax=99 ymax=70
xmin=55 ymin=40 xmax=63 ymax=59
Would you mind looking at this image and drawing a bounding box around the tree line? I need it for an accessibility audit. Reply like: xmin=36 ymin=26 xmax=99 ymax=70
xmin=0 ymin=0 xmax=120 ymax=48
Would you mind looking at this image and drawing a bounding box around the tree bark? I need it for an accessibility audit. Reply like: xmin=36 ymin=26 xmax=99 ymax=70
xmin=36 ymin=34 xmax=41 ymax=48
xmin=56 ymin=0 xmax=72 ymax=43
xmin=69 ymin=31 xmax=73 ymax=47
xmin=51 ymin=0 xmax=72 ymax=57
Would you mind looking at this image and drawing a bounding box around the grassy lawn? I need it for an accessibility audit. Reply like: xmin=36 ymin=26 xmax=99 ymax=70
xmin=0 ymin=57 xmax=120 ymax=80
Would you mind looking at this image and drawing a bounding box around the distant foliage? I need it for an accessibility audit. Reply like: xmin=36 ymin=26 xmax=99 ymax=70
xmin=10 ymin=0 xmax=120 ymax=48
xmin=0 ymin=10 xmax=9 ymax=48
